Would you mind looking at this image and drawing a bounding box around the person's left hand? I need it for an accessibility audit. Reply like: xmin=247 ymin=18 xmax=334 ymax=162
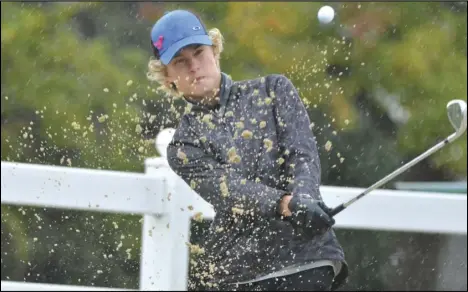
xmin=287 ymin=194 xmax=335 ymax=237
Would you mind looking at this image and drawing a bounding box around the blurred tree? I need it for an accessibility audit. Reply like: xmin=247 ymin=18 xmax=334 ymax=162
xmin=336 ymin=2 xmax=467 ymax=179
xmin=1 ymin=2 xmax=158 ymax=171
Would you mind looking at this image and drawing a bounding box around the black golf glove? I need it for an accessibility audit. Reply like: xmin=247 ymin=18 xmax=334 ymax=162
xmin=287 ymin=194 xmax=335 ymax=237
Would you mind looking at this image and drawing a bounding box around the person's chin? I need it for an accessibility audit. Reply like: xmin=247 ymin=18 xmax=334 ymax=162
xmin=184 ymin=90 xmax=211 ymax=100
xmin=195 ymin=85 xmax=217 ymax=97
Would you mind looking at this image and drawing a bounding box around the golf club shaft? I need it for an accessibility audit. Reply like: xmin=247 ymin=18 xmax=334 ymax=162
xmin=329 ymin=132 xmax=458 ymax=217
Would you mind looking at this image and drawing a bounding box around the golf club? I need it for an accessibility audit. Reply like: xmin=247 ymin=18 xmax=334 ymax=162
xmin=329 ymin=99 xmax=467 ymax=217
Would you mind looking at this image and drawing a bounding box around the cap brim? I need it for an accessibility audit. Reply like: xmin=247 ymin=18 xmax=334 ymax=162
xmin=160 ymin=35 xmax=213 ymax=65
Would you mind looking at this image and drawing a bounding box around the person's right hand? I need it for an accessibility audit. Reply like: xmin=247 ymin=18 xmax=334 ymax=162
xmin=287 ymin=194 xmax=335 ymax=237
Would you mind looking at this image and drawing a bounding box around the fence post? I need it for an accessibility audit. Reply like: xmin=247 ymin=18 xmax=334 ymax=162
xmin=139 ymin=210 xmax=172 ymax=290
xmin=138 ymin=148 xmax=173 ymax=291
xmin=140 ymin=129 xmax=191 ymax=291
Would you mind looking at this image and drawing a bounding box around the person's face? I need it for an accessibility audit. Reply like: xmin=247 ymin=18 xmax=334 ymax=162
xmin=165 ymin=44 xmax=221 ymax=100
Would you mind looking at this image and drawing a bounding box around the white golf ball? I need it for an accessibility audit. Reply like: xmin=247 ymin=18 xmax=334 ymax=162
xmin=318 ymin=5 xmax=335 ymax=24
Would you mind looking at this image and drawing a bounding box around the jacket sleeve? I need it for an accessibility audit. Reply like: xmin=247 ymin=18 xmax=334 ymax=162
xmin=270 ymin=75 xmax=324 ymax=201
xmin=166 ymin=120 xmax=288 ymax=219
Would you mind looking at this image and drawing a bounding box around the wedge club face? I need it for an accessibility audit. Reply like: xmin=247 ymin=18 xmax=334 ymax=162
xmin=447 ymin=99 xmax=467 ymax=136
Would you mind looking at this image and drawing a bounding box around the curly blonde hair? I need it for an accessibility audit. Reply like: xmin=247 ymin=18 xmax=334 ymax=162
xmin=146 ymin=28 xmax=224 ymax=97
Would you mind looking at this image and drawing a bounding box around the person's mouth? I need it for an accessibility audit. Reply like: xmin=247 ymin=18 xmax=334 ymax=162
xmin=195 ymin=76 xmax=205 ymax=82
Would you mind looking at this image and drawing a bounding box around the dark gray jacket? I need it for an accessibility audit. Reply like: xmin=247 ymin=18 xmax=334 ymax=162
xmin=167 ymin=73 xmax=348 ymax=289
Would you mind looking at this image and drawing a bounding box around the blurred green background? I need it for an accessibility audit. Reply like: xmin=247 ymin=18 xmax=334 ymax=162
xmin=1 ymin=2 xmax=467 ymax=290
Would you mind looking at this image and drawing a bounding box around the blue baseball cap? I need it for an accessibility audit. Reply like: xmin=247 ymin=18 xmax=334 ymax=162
xmin=150 ymin=10 xmax=213 ymax=65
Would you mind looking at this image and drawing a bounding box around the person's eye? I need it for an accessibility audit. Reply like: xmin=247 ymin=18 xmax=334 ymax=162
xmin=195 ymin=49 xmax=203 ymax=56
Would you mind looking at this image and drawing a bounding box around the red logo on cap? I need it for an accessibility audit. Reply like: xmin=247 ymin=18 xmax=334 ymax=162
xmin=154 ymin=35 xmax=164 ymax=50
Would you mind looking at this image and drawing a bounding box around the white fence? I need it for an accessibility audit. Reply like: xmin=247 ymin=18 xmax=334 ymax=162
xmin=1 ymin=141 xmax=467 ymax=290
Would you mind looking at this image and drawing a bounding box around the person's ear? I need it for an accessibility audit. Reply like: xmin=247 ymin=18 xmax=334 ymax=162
xmin=164 ymin=79 xmax=177 ymax=91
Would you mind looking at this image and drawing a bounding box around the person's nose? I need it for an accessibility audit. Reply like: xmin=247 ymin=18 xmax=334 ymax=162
xmin=188 ymin=57 xmax=200 ymax=74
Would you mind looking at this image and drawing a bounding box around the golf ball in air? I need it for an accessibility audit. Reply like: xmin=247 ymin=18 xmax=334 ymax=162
xmin=318 ymin=6 xmax=335 ymax=24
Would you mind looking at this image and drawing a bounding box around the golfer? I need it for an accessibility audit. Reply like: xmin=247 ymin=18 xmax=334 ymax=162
xmin=147 ymin=9 xmax=348 ymax=291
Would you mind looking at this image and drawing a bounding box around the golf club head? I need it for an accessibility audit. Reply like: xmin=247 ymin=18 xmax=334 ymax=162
xmin=447 ymin=99 xmax=467 ymax=136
